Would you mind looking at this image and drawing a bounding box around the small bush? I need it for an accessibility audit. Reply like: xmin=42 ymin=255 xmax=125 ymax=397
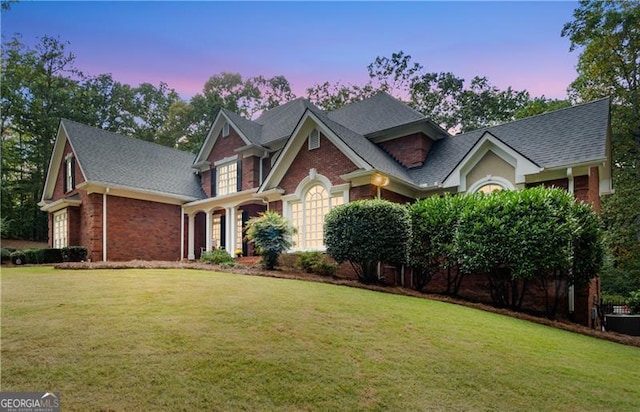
xmin=201 ymin=249 xmax=235 ymax=265
xmin=297 ymin=251 xmax=324 ymax=273
xmin=62 ymin=246 xmax=88 ymax=262
xmin=296 ymin=251 xmax=337 ymax=276
xmin=10 ymin=251 xmax=26 ymax=265
xmin=1 ymin=248 xmax=11 ymax=262
xmin=311 ymin=260 xmax=338 ymax=277
xmin=246 ymin=211 xmax=295 ymax=270
xmin=628 ymin=290 xmax=640 ymax=315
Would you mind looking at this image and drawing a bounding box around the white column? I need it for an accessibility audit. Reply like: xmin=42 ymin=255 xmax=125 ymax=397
xmin=187 ymin=213 xmax=195 ymax=260
xmin=225 ymin=207 xmax=237 ymax=255
xmin=205 ymin=209 xmax=212 ymax=252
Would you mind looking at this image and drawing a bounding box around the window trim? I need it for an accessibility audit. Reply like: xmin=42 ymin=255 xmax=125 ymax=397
xmin=283 ymin=172 xmax=348 ymax=251
xmin=468 ymin=176 xmax=515 ymax=194
xmin=53 ymin=209 xmax=68 ymax=249
xmin=216 ymin=160 xmax=238 ymax=196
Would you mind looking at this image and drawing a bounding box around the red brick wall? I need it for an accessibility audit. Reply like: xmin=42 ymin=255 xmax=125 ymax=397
xmin=243 ymin=156 xmax=261 ymax=189
xmin=378 ymin=133 xmax=433 ymax=168
xmin=105 ymin=195 xmax=182 ymax=261
xmin=279 ymin=134 xmax=358 ymax=194
xmin=201 ymin=170 xmax=212 ymax=197
xmin=269 ymin=200 xmax=283 ymax=215
xmin=588 ymin=166 xmax=601 ymax=212
xmin=574 ymin=175 xmax=589 ymax=203
xmin=52 ymin=140 xmax=86 ymax=201
xmin=526 ymin=178 xmax=569 ymax=191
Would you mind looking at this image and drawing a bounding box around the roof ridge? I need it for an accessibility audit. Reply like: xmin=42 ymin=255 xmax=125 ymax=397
xmin=456 ymin=96 xmax=610 ymax=137
xmin=61 ymin=118 xmax=195 ymax=157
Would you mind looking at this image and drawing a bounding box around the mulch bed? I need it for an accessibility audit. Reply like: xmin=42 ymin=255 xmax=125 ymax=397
xmin=51 ymin=260 xmax=640 ymax=348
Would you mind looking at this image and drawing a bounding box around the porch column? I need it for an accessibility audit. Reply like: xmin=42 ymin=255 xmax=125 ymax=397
xmin=225 ymin=206 xmax=237 ymax=255
xmin=205 ymin=209 xmax=213 ymax=252
xmin=187 ymin=213 xmax=195 ymax=260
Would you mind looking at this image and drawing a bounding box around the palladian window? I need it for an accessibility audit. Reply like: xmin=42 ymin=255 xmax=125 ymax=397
xmin=290 ymin=184 xmax=343 ymax=249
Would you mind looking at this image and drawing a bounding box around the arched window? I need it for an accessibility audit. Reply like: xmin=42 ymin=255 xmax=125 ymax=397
xmin=476 ymin=183 xmax=505 ymax=194
xmin=290 ymin=183 xmax=343 ymax=249
xmin=468 ymin=176 xmax=515 ymax=194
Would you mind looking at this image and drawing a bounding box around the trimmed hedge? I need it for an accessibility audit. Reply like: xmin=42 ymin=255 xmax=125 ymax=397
xmin=8 ymin=247 xmax=71 ymax=265
xmin=1 ymin=248 xmax=11 ymax=262
xmin=62 ymin=246 xmax=88 ymax=263
xmin=200 ymin=249 xmax=235 ymax=265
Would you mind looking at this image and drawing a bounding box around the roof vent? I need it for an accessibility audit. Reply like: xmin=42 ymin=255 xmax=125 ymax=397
xmin=308 ymin=129 xmax=320 ymax=150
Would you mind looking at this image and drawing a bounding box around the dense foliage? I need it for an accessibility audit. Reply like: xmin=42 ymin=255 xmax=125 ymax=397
xmin=324 ymin=199 xmax=411 ymax=284
xmin=409 ymin=194 xmax=469 ymax=293
xmin=245 ymin=211 xmax=295 ymax=270
xmin=562 ymin=0 xmax=640 ymax=297
xmin=408 ymin=188 xmax=604 ymax=318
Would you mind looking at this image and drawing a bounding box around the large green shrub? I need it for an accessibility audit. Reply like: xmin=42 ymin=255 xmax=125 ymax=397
xmin=200 ymin=249 xmax=235 ymax=265
xmin=246 ymin=211 xmax=295 ymax=270
xmin=324 ymin=199 xmax=411 ymax=284
xmin=453 ymin=187 xmax=603 ymax=317
xmin=1 ymin=248 xmax=11 ymax=262
xmin=409 ymin=194 xmax=469 ymax=293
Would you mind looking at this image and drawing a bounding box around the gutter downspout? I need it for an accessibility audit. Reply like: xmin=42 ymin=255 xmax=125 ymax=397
xmin=103 ymin=188 xmax=109 ymax=262
xmin=567 ymin=167 xmax=575 ymax=315
xmin=180 ymin=207 xmax=185 ymax=260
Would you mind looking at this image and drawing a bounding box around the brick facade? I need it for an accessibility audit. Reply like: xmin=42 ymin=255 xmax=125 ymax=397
xmin=378 ymin=133 xmax=433 ymax=168
xmin=105 ymin=195 xmax=182 ymax=261
xmin=279 ymin=134 xmax=358 ymax=194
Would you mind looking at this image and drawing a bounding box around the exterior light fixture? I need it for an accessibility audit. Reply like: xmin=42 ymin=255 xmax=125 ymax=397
xmin=371 ymin=172 xmax=389 ymax=198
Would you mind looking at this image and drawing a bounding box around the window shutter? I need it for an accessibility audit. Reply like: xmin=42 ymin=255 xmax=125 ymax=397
xmin=210 ymin=167 xmax=216 ymax=197
xmin=63 ymin=160 xmax=68 ymax=193
xmin=237 ymin=159 xmax=243 ymax=192
xmin=220 ymin=215 xmax=226 ymax=249
xmin=70 ymin=157 xmax=76 ymax=190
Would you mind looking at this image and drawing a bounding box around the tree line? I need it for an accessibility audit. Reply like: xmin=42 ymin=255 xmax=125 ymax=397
xmin=1 ymin=1 xmax=638 ymax=297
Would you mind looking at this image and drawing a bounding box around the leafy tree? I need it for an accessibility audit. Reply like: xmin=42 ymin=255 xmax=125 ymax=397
xmin=409 ymin=194 xmax=468 ymax=294
xmin=245 ymin=211 xmax=295 ymax=270
xmin=306 ymin=81 xmax=378 ymax=111
xmin=563 ymin=0 xmax=640 ymax=296
xmin=367 ymin=51 xmax=531 ymax=132
xmin=514 ymin=97 xmax=572 ymax=119
xmin=324 ymin=199 xmax=411 ymax=284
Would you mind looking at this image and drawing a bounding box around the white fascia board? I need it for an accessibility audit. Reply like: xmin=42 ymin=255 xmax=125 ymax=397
xmin=80 ymin=181 xmax=199 ymax=205
xmin=194 ymin=111 xmax=224 ymax=164
xmin=38 ymin=196 xmax=82 ymax=213
xmin=183 ymin=188 xmax=259 ymax=213
xmin=41 ymin=122 xmax=89 ymax=201
xmin=442 ymin=132 xmax=542 ymax=190
xmin=258 ymin=110 xmax=371 ymax=193
xmin=195 ymin=111 xmax=255 ymax=165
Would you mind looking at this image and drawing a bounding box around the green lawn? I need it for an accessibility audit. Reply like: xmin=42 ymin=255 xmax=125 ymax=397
xmin=2 ymin=267 xmax=639 ymax=411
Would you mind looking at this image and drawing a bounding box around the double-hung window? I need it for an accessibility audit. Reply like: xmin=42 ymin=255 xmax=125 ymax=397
xmin=217 ymin=161 xmax=238 ymax=196
xmin=53 ymin=209 xmax=68 ymax=248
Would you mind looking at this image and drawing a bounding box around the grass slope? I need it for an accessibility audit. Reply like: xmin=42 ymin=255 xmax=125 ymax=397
xmin=2 ymin=267 xmax=639 ymax=411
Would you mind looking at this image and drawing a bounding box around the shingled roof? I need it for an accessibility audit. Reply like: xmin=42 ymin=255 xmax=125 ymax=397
xmin=327 ymin=92 xmax=428 ymax=135
xmin=408 ymin=97 xmax=610 ymax=186
xmin=61 ymin=119 xmax=205 ymax=200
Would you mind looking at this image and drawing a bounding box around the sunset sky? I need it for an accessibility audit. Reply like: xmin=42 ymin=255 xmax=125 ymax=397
xmin=2 ymin=1 xmax=581 ymax=100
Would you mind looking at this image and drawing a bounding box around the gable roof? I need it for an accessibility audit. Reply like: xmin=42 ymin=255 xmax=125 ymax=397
xmin=327 ymin=92 xmax=448 ymax=139
xmin=408 ymin=97 xmax=610 ymax=187
xmin=58 ymin=119 xmax=205 ymax=200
